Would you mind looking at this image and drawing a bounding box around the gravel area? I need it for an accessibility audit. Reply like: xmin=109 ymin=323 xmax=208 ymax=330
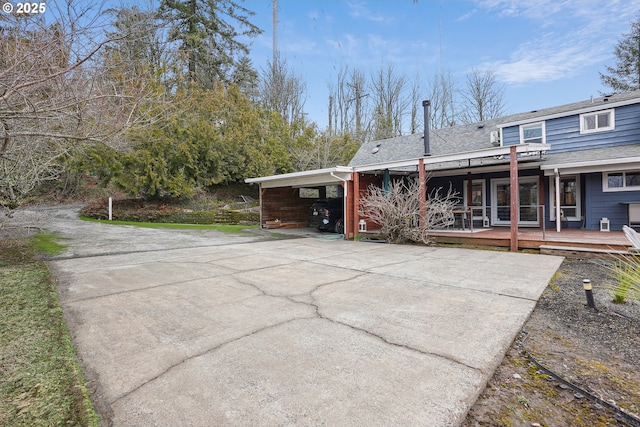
xmin=463 ymin=257 xmax=640 ymax=427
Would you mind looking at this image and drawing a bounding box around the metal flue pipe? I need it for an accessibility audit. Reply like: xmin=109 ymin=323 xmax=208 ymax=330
xmin=423 ymin=100 xmax=431 ymax=156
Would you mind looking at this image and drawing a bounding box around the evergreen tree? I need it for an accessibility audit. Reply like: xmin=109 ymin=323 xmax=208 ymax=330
xmin=600 ymin=16 xmax=640 ymax=93
xmin=159 ymin=0 xmax=262 ymax=88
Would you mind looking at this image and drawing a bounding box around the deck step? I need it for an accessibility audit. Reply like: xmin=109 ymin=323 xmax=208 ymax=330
xmin=539 ymin=244 xmax=629 ymax=258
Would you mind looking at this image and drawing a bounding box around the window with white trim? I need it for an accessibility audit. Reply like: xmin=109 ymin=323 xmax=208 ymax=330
xmin=603 ymin=171 xmax=640 ymax=192
xmin=520 ymin=122 xmax=545 ymax=144
xmin=580 ymin=109 xmax=614 ymax=133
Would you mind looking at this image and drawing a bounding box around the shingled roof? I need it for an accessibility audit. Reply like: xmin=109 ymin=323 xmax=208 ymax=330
xmin=349 ymin=90 xmax=640 ymax=169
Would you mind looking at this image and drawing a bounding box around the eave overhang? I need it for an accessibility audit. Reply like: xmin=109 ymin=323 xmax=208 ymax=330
xmin=541 ymin=156 xmax=640 ymax=176
xmin=245 ymin=143 xmax=551 ymax=186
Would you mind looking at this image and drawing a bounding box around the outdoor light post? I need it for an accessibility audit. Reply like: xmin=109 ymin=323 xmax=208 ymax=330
xmin=583 ymin=279 xmax=596 ymax=309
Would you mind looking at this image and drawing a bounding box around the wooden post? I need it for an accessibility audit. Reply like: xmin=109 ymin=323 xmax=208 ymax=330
xmin=538 ymin=170 xmax=545 ymax=230
xmin=467 ymin=171 xmax=473 ymax=224
xmin=510 ymin=146 xmax=519 ymax=252
xmin=353 ymin=172 xmax=360 ymax=236
xmin=419 ymin=158 xmax=426 ymax=226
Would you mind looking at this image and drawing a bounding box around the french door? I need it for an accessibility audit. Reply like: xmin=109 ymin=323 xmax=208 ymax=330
xmin=491 ymin=177 xmax=539 ymax=226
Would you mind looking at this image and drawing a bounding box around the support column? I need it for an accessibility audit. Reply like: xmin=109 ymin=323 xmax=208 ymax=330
xmin=419 ymin=158 xmax=426 ymax=226
xmin=538 ymin=170 xmax=545 ymax=230
xmin=555 ymin=169 xmax=561 ymax=232
xmin=467 ymin=171 xmax=473 ymax=223
xmin=510 ymin=146 xmax=519 ymax=252
xmin=353 ymin=171 xmax=360 ymax=236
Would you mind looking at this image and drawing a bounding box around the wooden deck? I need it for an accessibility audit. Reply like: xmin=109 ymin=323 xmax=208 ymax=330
xmin=428 ymin=227 xmax=632 ymax=256
xmin=361 ymin=227 xmax=633 ymax=257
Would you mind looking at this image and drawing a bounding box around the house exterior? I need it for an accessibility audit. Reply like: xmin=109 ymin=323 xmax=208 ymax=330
xmin=246 ymin=90 xmax=640 ymax=243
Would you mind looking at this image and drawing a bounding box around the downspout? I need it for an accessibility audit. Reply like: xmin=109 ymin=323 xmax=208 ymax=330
xmin=423 ymin=100 xmax=431 ymax=156
xmin=331 ymin=171 xmax=348 ymax=239
xmin=554 ymin=168 xmax=561 ymax=232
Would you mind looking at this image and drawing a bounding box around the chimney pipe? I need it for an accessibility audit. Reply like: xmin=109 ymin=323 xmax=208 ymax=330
xmin=422 ymin=100 xmax=431 ymax=156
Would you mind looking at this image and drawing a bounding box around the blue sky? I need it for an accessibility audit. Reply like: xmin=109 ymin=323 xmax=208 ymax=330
xmin=242 ymin=0 xmax=640 ymax=131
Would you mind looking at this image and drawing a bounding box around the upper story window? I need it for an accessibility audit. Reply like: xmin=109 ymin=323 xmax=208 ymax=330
xmin=520 ymin=122 xmax=545 ymax=144
xmin=580 ymin=109 xmax=614 ymax=133
xmin=603 ymin=170 xmax=640 ymax=192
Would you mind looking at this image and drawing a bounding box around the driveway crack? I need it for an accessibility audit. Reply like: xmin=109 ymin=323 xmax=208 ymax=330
xmin=314 ymin=309 xmax=484 ymax=375
xmin=109 ymin=314 xmax=316 ymax=407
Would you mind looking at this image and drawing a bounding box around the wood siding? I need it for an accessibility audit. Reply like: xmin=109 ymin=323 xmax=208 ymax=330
xmin=261 ymin=187 xmax=316 ymax=225
xmin=356 ymin=174 xmax=383 ymax=231
xmin=502 ymin=104 xmax=640 ymax=152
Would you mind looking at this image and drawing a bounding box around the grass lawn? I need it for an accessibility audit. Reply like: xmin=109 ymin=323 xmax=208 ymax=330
xmin=0 ymin=235 xmax=98 ymax=427
xmin=79 ymin=215 xmax=259 ymax=233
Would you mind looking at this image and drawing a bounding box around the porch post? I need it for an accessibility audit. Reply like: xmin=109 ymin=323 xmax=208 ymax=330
xmin=467 ymin=171 xmax=473 ymax=221
xmin=259 ymin=184 xmax=264 ymax=227
xmin=555 ymin=169 xmax=561 ymax=232
xmin=353 ymin=171 xmax=360 ymax=236
xmin=510 ymin=146 xmax=519 ymax=252
xmin=419 ymin=158 xmax=426 ymax=226
xmin=539 ymin=170 xmax=545 ymax=230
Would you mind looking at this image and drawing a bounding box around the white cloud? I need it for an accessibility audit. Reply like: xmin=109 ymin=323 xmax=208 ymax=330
xmin=285 ymin=39 xmax=318 ymax=56
xmin=473 ymin=0 xmax=640 ymax=84
xmin=347 ymin=1 xmax=389 ymax=23
xmin=325 ymin=33 xmax=360 ymax=58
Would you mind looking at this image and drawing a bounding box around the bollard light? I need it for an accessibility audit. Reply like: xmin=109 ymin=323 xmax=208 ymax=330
xmin=583 ymin=279 xmax=596 ymax=309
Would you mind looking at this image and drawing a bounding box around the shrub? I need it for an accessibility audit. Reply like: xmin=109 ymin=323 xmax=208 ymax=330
xmin=359 ymin=177 xmax=458 ymax=244
xmin=603 ymin=252 xmax=640 ymax=303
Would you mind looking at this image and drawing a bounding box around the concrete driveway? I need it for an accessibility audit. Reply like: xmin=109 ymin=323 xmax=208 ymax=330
xmin=32 ymin=207 xmax=564 ymax=426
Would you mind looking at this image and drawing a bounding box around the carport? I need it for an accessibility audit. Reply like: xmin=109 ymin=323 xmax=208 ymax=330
xmin=245 ymin=166 xmax=352 ymax=231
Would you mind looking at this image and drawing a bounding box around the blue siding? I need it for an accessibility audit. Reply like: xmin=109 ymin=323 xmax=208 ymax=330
xmin=585 ymin=173 xmax=640 ymax=231
xmin=502 ymin=103 xmax=640 ymax=152
xmin=502 ymin=126 xmax=520 ymax=146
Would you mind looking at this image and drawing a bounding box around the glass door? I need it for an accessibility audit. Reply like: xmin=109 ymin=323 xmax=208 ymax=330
xmin=464 ymin=179 xmax=486 ymax=221
xmin=491 ymin=177 xmax=539 ymax=226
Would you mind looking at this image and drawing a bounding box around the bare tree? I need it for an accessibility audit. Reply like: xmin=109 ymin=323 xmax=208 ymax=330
xmin=427 ymin=70 xmax=457 ymax=129
xmin=290 ymin=131 xmax=358 ymax=171
xmin=458 ymin=68 xmax=505 ymax=124
xmin=259 ymin=54 xmax=306 ymax=127
xmin=370 ymin=65 xmax=410 ymax=140
xmin=359 ymin=177 xmax=458 ymax=244
xmin=0 ymin=2 xmax=165 ymax=213
xmin=409 ymin=75 xmax=424 ymax=134
xmin=327 ymin=65 xmax=369 ymax=142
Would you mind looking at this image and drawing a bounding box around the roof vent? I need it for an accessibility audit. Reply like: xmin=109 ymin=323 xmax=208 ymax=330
xmin=372 ymin=147 xmax=379 ymax=154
